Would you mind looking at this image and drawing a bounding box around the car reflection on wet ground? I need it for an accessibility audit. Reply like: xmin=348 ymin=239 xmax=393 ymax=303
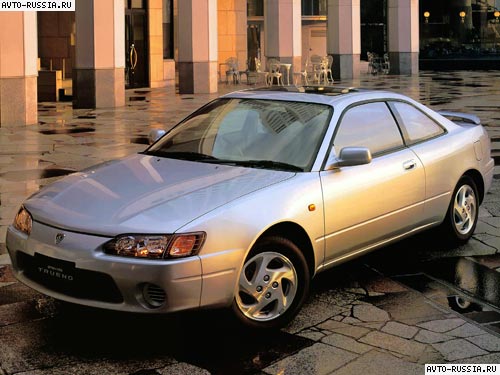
xmin=0 ymin=70 xmax=500 ymax=374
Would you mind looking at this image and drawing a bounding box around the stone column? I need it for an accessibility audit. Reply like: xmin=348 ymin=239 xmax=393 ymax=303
xmin=264 ymin=0 xmax=302 ymax=79
xmin=327 ymin=0 xmax=361 ymax=80
xmin=178 ymin=0 xmax=218 ymax=94
xmin=218 ymin=0 xmax=247 ymax=72
xmin=149 ymin=0 xmax=167 ymax=88
xmin=73 ymin=0 xmax=125 ymax=109
xmin=387 ymin=0 xmax=419 ymax=75
xmin=0 ymin=12 xmax=37 ymax=126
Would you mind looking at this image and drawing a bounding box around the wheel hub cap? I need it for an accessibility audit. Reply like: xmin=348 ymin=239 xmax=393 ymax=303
xmin=236 ymin=251 xmax=298 ymax=322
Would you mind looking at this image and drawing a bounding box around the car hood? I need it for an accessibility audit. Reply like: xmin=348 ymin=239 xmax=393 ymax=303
xmin=25 ymin=154 xmax=295 ymax=236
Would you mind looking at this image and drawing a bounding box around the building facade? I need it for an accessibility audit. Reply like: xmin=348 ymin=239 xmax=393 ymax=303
xmin=0 ymin=0 xmax=498 ymax=127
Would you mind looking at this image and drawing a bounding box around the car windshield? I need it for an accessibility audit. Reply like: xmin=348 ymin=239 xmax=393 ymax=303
xmin=145 ymin=98 xmax=332 ymax=172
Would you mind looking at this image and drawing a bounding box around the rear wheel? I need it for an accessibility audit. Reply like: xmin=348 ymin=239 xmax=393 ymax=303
xmin=440 ymin=176 xmax=479 ymax=244
xmin=232 ymin=236 xmax=310 ymax=329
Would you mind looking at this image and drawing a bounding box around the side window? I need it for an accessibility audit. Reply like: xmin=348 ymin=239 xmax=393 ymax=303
xmin=390 ymin=101 xmax=445 ymax=144
xmin=334 ymin=102 xmax=404 ymax=156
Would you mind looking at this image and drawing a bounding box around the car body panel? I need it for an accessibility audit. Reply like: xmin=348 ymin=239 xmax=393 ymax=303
xmin=23 ymin=154 xmax=295 ymax=236
xmin=320 ymin=147 xmax=426 ymax=263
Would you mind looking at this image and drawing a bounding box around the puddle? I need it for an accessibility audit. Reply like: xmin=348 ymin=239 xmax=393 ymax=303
xmin=423 ymin=257 xmax=500 ymax=310
xmin=39 ymin=127 xmax=95 ymax=135
xmin=0 ymin=168 xmax=76 ymax=181
xmin=130 ymin=136 xmax=149 ymax=145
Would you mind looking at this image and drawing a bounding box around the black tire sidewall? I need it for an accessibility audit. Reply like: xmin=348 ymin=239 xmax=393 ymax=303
xmin=231 ymin=236 xmax=310 ymax=330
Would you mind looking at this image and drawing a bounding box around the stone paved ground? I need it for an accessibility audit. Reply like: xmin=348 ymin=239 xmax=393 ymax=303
xmin=0 ymin=70 xmax=499 ymax=374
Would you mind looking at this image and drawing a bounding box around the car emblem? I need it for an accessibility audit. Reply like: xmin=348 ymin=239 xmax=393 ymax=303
xmin=55 ymin=233 xmax=65 ymax=245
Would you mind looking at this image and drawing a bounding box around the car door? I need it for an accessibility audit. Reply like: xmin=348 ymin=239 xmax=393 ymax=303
xmin=320 ymin=101 xmax=426 ymax=265
xmin=387 ymin=101 xmax=449 ymax=224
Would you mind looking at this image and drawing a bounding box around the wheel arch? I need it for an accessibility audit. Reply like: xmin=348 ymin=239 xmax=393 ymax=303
xmin=463 ymin=169 xmax=485 ymax=204
xmin=257 ymin=222 xmax=316 ymax=278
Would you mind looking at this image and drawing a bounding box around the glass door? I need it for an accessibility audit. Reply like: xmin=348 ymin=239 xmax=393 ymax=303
xmin=125 ymin=6 xmax=148 ymax=88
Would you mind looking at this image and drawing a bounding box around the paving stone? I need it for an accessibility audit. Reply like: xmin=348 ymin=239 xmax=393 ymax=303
xmin=354 ymin=322 xmax=385 ymax=330
xmin=333 ymin=325 xmax=371 ymax=339
xmin=417 ymin=318 xmax=466 ymax=333
xmin=298 ymin=330 xmax=326 ymax=341
xmin=284 ymin=300 xmax=343 ymax=334
xmin=414 ymin=329 xmax=452 ymax=344
xmin=321 ymin=333 xmax=373 ymax=354
xmin=317 ymin=320 xmax=351 ymax=332
xmin=467 ymin=334 xmax=500 ymax=352
xmin=432 ymin=339 xmax=488 ymax=361
xmin=365 ymin=277 xmax=409 ymax=294
xmin=332 ymin=350 xmax=422 ymax=375
xmin=352 ymin=304 xmax=391 ymax=322
xmin=157 ymin=362 xmax=210 ymax=375
xmin=381 ymin=321 xmax=419 ymax=339
xmin=345 ymin=288 xmax=367 ymax=296
xmin=359 ymin=331 xmax=427 ymax=358
xmin=341 ymin=316 xmax=362 ymax=324
xmin=457 ymin=353 xmax=500 ymax=364
xmin=447 ymin=323 xmax=488 ymax=338
xmin=262 ymin=343 xmax=357 ymax=375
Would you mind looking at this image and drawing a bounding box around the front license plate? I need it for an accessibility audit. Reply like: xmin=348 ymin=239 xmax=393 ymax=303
xmin=33 ymin=253 xmax=76 ymax=284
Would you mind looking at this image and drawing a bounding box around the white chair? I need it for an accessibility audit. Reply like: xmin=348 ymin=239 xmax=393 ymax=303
xmin=293 ymin=60 xmax=310 ymax=85
xmin=254 ymin=57 xmax=269 ymax=85
xmin=225 ymin=57 xmax=240 ymax=84
xmin=382 ymin=53 xmax=390 ymax=74
xmin=267 ymin=59 xmax=283 ymax=86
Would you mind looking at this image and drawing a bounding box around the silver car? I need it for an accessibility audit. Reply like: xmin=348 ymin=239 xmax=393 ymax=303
xmin=6 ymin=87 xmax=494 ymax=329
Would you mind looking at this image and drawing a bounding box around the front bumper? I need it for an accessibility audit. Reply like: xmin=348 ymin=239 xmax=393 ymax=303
xmin=6 ymin=221 xmax=211 ymax=313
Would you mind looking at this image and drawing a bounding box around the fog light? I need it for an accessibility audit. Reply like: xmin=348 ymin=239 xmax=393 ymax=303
xmin=142 ymin=283 xmax=166 ymax=308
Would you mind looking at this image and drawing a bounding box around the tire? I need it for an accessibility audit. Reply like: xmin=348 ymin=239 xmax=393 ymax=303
xmin=440 ymin=176 xmax=479 ymax=245
xmin=232 ymin=236 xmax=310 ymax=329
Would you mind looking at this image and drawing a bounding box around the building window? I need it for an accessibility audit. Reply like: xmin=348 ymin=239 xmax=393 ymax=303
xmin=302 ymin=0 xmax=327 ymax=16
xmin=163 ymin=0 xmax=173 ymax=59
xmin=420 ymin=0 xmax=500 ymax=63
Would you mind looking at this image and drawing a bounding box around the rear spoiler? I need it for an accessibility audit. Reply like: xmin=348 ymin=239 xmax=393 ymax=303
xmin=437 ymin=111 xmax=481 ymax=125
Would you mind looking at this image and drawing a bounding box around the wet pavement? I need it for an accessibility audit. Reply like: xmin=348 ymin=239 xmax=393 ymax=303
xmin=0 ymin=70 xmax=500 ymax=374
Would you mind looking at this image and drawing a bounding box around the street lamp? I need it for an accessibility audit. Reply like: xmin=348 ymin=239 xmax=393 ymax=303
xmin=424 ymin=11 xmax=430 ymax=24
xmin=459 ymin=11 xmax=466 ymax=23
xmin=495 ymin=10 xmax=500 ymax=23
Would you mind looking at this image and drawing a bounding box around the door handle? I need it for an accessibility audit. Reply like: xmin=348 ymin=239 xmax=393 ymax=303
xmin=403 ymin=160 xmax=417 ymax=170
xmin=130 ymin=44 xmax=138 ymax=70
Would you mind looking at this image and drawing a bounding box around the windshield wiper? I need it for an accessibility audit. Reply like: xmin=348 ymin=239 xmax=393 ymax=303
xmin=142 ymin=150 xmax=218 ymax=161
xmin=231 ymin=160 xmax=304 ymax=172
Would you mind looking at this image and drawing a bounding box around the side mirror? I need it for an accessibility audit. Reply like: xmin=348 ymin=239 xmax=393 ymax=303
xmin=325 ymin=147 xmax=372 ymax=170
xmin=148 ymin=129 xmax=166 ymax=144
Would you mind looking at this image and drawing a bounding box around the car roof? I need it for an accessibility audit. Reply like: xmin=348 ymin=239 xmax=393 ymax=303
xmin=222 ymin=86 xmax=412 ymax=107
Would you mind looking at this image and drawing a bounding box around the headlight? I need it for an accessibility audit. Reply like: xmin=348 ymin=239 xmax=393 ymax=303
xmin=13 ymin=206 xmax=32 ymax=235
xmin=104 ymin=232 xmax=206 ymax=259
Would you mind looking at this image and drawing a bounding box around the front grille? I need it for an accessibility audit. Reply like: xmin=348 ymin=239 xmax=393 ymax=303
xmin=143 ymin=283 xmax=166 ymax=308
xmin=17 ymin=251 xmax=123 ymax=304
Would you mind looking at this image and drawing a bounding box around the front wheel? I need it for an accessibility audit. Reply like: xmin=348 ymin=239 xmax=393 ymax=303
xmin=232 ymin=236 xmax=310 ymax=329
xmin=439 ymin=176 xmax=479 ymax=244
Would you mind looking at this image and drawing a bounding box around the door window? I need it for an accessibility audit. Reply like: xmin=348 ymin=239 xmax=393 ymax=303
xmin=333 ymin=102 xmax=404 ymax=156
xmin=389 ymin=101 xmax=445 ymax=145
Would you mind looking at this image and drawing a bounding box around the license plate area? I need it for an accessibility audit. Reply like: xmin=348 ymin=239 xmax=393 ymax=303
xmin=31 ymin=253 xmax=76 ymax=285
